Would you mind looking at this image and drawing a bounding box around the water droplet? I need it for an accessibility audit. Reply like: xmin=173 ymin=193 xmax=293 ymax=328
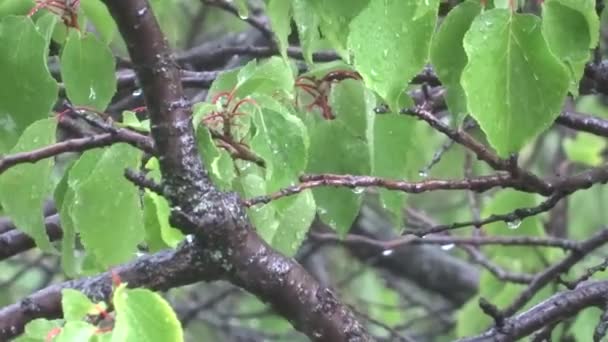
xmin=382 ymin=249 xmax=394 ymax=256
xmin=137 ymin=7 xmax=148 ymax=17
xmin=418 ymin=170 xmax=428 ymax=178
xmin=132 ymin=88 xmax=143 ymax=96
xmin=352 ymin=187 xmax=365 ymax=194
xmin=440 ymin=243 xmax=455 ymax=251
xmin=88 ymin=87 xmax=97 ymax=101
xmin=0 ymin=114 xmax=16 ymax=131
xmin=507 ymin=218 xmax=522 ymax=230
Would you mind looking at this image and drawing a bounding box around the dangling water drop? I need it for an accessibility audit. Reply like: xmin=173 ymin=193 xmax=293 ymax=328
xmin=382 ymin=249 xmax=394 ymax=256
xmin=440 ymin=243 xmax=455 ymax=251
xmin=352 ymin=187 xmax=365 ymax=194
xmin=507 ymin=218 xmax=522 ymax=230
xmin=418 ymin=169 xmax=428 ymax=178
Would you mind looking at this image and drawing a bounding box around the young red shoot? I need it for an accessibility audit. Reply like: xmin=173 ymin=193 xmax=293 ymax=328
xmin=131 ymin=106 xmax=148 ymax=113
xmin=45 ymin=327 xmax=62 ymax=342
xmin=294 ymin=70 xmax=360 ymax=120
xmin=29 ymin=0 xmax=81 ymax=30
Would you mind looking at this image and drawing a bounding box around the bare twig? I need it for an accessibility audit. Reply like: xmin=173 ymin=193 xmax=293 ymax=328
xmin=502 ymin=228 xmax=608 ymax=317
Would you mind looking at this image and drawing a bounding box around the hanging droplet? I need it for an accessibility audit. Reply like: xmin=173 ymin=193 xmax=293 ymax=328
xmin=352 ymin=187 xmax=365 ymax=194
xmin=418 ymin=169 xmax=428 ymax=178
xmin=440 ymin=243 xmax=455 ymax=251
xmin=382 ymin=249 xmax=394 ymax=256
xmin=132 ymin=88 xmax=143 ymax=96
xmin=507 ymin=218 xmax=522 ymax=230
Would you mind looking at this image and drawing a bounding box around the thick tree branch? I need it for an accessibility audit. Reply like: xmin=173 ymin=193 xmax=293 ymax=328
xmin=458 ymin=281 xmax=608 ymax=342
xmin=0 ymin=215 xmax=61 ymax=261
xmin=0 ymin=240 xmax=222 ymax=340
xmin=99 ymin=1 xmax=372 ymax=340
xmin=557 ymin=111 xmax=608 ymax=137
xmin=0 ymin=128 xmax=153 ymax=175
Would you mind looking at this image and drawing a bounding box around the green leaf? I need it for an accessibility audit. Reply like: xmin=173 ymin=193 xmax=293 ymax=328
xmin=306 ymin=120 xmax=371 ymax=235
xmin=308 ymin=0 xmax=370 ymax=56
xmin=60 ymin=150 xmax=105 ymax=276
xmin=0 ymin=0 xmax=35 ymax=17
xmin=348 ymin=0 xmax=437 ymax=110
xmin=543 ymin=0 xmax=599 ymax=53
xmin=21 ymin=319 xmax=62 ymax=340
xmin=493 ymin=0 xmax=511 ymax=9
xmin=142 ymin=193 xmax=172 ymax=252
xmin=196 ymin=126 xmax=236 ymax=190
xmin=206 ymin=69 xmax=239 ymax=102
xmin=112 ymin=285 xmax=184 ymax=342
xmin=55 ymin=321 xmax=97 ymax=342
xmin=563 ymin=132 xmax=607 ymax=166
xmin=373 ymin=115 xmax=418 ymax=227
xmin=303 ymin=77 xmax=374 ymax=236
xmin=0 ymin=16 xmax=58 ymax=153
xmin=271 ymin=190 xmax=316 ymax=256
xmin=81 ymin=0 xmax=117 ymax=44
xmin=250 ymin=107 xmax=307 ymax=191
xmin=461 ymin=9 xmax=570 ymax=156
xmin=430 ymin=1 xmax=482 ymax=118
xmin=414 ymin=0 xmax=440 ymax=19
xmin=71 ymin=144 xmax=144 ymax=267
xmin=266 ymin=0 xmax=291 ymax=59
xmin=330 ymin=79 xmax=375 ymax=141
xmin=234 ymin=57 xmax=295 ymax=98
xmin=569 ymin=307 xmax=602 ymax=341
xmin=120 ymin=111 xmax=150 ymax=132
xmin=292 ymin=0 xmax=320 ymax=65
xmin=61 ymin=30 xmax=116 ymax=110
xmin=0 ymin=119 xmax=57 ymax=251
xmin=35 ymin=12 xmax=59 ymax=48
xmin=146 ymin=191 xmax=184 ymax=248
xmin=542 ymin=0 xmax=598 ymax=95
xmin=240 ymin=172 xmax=279 ymax=243
xmin=62 ymin=289 xmax=96 ymax=322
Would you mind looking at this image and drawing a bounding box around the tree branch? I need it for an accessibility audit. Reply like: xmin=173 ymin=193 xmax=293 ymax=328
xmin=0 ymin=240 xmax=222 ymax=340
xmin=0 ymin=215 xmax=61 ymax=261
xmin=99 ymin=1 xmax=372 ymax=340
xmin=458 ymin=280 xmax=608 ymax=342
xmin=0 ymin=128 xmax=153 ymax=175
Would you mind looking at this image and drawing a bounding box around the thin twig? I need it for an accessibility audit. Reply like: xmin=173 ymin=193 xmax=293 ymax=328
xmin=502 ymin=228 xmax=608 ymax=317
